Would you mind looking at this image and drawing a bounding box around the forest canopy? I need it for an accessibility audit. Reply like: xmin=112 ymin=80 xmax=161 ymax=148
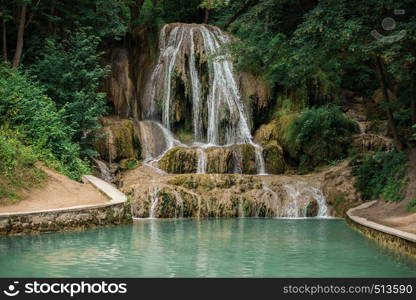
xmin=0 ymin=0 xmax=415 ymax=193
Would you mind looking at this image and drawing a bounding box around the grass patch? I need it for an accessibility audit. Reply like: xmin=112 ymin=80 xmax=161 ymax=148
xmin=0 ymin=128 xmax=48 ymax=206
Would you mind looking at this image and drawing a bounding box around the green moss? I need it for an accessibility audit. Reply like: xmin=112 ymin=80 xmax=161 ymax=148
xmin=158 ymin=147 xmax=197 ymax=173
xmin=407 ymin=199 xmax=416 ymax=213
xmin=263 ymin=141 xmax=286 ymax=174
xmin=334 ymin=195 xmax=346 ymax=214
xmin=120 ymin=158 xmax=139 ymax=170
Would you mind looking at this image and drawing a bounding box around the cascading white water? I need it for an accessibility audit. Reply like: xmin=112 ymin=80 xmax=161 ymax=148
xmin=309 ymin=186 xmax=329 ymax=217
xmin=138 ymin=120 xmax=186 ymax=162
xmin=282 ymin=182 xmax=329 ymax=218
xmin=141 ymin=24 xmax=267 ymax=175
xmin=149 ymin=188 xmax=160 ymax=218
xmin=197 ymin=148 xmax=207 ymax=174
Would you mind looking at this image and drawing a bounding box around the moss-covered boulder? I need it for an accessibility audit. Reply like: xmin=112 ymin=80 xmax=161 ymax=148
xmin=253 ymin=120 xmax=279 ymax=144
xmin=94 ymin=117 xmax=141 ymax=163
xmin=306 ymin=199 xmax=319 ymax=217
xmin=158 ymin=147 xmax=198 ymax=173
xmin=119 ymin=158 xmax=140 ymax=170
xmin=263 ymin=141 xmax=286 ymax=174
xmin=158 ymin=144 xmax=259 ymax=174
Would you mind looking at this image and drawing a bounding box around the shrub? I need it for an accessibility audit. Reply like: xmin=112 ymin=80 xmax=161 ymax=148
xmin=0 ymin=65 xmax=90 ymax=180
xmin=407 ymin=199 xmax=416 ymax=212
xmin=30 ymin=29 xmax=108 ymax=151
xmin=352 ymin=151 xmax=408 ymax=202
xmin=287 ymin=106 xmax=359 ymax=169
xmin=0 ymin=127 xmax=48 ymax=204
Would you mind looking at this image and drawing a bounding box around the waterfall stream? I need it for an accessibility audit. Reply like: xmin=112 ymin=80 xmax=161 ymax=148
xmin=149 ymin=188 xmax=160 ymax=219
xmin=141 ymin=24 xmax=266 ymax=175
xmin=134 ymin=23 xmax=329 ymax=219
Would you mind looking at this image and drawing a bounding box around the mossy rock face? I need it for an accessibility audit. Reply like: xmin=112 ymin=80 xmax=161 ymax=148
xmin=253 ymin=121 xmax=279 ymax=144
xmin=159 ymin=144 xmax=258 ymax=174
xmin=263 ymin=141 xmax=286 ymax=174
xmin=119 ymin=158 xmax=140 ymax=170
xmin=158 ymin=147 xmax=198 ymax=174
xmin=205 ymin=147 xmax=234 ymax=174
xmin=232 ymin=144 xmax=257 ymax=174
xmin=94 ymin=117 xmax=141 ymax=162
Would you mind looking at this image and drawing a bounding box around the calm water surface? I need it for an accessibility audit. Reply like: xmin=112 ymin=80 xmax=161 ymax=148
xmin=1 ymin=219 xmax=415 ymax=277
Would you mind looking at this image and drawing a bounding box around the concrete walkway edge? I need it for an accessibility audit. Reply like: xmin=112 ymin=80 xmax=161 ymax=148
xmin=347 ymin=201 xmax=416 ymax=243
xmin=82 ymin=175 xmax=127 ymax=204
xmin=0 ymin=175 xmax=127 ymax=218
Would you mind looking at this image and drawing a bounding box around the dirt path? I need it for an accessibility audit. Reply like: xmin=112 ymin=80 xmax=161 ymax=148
xmin=0 ymin=168 xmax=109 ymax=214
xmin=352 ymin=149 xmax=416 ymax=234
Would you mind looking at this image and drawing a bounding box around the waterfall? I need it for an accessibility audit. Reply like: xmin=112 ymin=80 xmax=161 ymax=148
xmin=189 ymin=28 xmax=203 ymax=141
xmin=149 ymin=188 xmax=160 ymax=219
xmin=141 ymin=23 xmax=267 ymax=175
xmin=138 ymin=120 xmax=186 ymax=162
xmin=197 ymin=148 xmax=207 ymax=174
xmin=253 ymin=144 xmax=266 ymax=175
xmin=309 ymin=186 xmax=329 ymax=217
xmin=282 ymin=182 xmax=329 ymax=218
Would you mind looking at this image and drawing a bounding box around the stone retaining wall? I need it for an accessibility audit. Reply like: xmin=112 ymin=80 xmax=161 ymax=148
xmin=0 ymin=175 xmax=132 ymax=237
xmin=0 ymin=202 xmax=132 ymax=237
xmin=347 ymin=202 xmax=416 ymax=258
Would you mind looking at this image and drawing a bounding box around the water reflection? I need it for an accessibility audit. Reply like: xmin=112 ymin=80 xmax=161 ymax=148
xmin=1 ymin=219 xmax=416 ymax=278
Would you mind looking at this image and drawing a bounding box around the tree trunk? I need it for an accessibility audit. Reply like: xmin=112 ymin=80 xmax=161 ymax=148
xmin=12 ymin=3 xmax=27 ymax=69
xmin=375 ymin=56 xmax=404 ymax=151
xmin=204 ymin=9 xmax=209 ymax=24
xmin=2 ymin=18 xmax=6 ymax=62
xmin=411 ymin=78 xmax=416 ymax=125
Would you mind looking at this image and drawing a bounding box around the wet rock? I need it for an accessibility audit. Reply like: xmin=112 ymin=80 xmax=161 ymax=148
xmin=102 ymin=48 xmax=137 ymax=119
xmin=352 ymin=134 xmax=394 ymax=153
xmin=120 ymin=158 xmax=140 ymax=170
xmin=263 ymin=141 xmax=286 ymax=174
xmin=321 ymin=161 xmax=363 ymax=217
xmin=0 ymin=203 xmax=132 ymax=237
xmin=158 ymin=144 xmax=260 ymax=174
xmin=158 ymin=147 xmax=198 ymax=174
xmin=253 ymin=120 xmax=279 ymax=144
xmin=306 ymin=199 xmax=319 ymax=217
xmin=94 ymin=117 xmax=141 ymax=163
xmin=122 ymin=165 xmax=333 ymax=219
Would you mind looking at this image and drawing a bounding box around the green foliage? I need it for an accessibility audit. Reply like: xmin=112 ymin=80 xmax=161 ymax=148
xmin=287 ymin=106 xmax=358 ymax=169
xmin=407 ymin=199 xmax=416 ymax=213
xmin=30 ymin=30 xmax=108 ymax=150
xmin=200 ymin=0 xmax=229 ymax=10
xmin=0 ymin=65 xmax=90 ymax=180
xmin=0 ymin=127 xmax=48 ymax=204
xmin=334 ymin=195 xmax=346 ymax=215
xmin=137 ymin=0 xmax=164 ymax=28
xmin=352 ymin=152 xmax=408 ymax=202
